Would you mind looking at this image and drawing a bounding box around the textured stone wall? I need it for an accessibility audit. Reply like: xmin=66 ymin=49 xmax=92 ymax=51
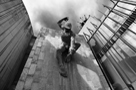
xmin=15 ymin=37 xmax=45 ymax=90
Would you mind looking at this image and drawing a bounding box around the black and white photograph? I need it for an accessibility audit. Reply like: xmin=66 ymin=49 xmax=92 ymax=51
xmin=0 ymin=0 xmax=136 ymax=90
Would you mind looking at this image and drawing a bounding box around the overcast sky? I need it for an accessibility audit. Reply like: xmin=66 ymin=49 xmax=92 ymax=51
xmin=22 ymin=0 xmax=110 ymax=36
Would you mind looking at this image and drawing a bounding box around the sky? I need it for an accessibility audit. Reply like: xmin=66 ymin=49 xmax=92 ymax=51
xmin=22 ymin=0 xmax=110 ymax=36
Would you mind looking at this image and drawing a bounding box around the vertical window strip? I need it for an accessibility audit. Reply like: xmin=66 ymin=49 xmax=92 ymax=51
xmin=106 ymin=51 xmax=133 ymax=83
xmin=116 ymin=39 xmax=136 ymax=57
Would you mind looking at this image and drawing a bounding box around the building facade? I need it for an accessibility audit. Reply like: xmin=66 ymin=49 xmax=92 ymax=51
xmin=0 ymin=0 xmax=34 ymax=89
xmin=79 ymin=0 xmax=136 ymax=89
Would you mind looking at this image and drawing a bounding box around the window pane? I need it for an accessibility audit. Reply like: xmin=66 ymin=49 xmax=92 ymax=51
xmin=129 ymin=23 xmax=136 ymax=34
xmin=113 ymin=43 xmax=127 ymax=59
xmin=97 ymin=31 xmax=107 ymax=44
xmin=105 ymin=18 xmax=120 ymax=32
xmin=110 ymin=48 xmax=123 ymax=62
xmin=122 ymin=31 xmax=136 ymax=49
xmin=99 ymin=26 xmax=114 ymax=40
xmin=93 ymin=34 xmax=104 ymax=47
xmin=116 ymin=39 xmax=136 ymax=57
xmin=108 ymin=49 xmax=120 ymax=63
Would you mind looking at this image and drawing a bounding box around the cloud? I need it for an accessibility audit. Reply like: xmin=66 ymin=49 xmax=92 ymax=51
xmin=23 ymin=0 xmax=108 ymax=36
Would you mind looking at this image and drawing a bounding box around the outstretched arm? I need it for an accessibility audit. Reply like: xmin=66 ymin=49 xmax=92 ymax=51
xmin=69 ymin=33 xmax=76 ymax=55
xmin=66 ymin=33 xmax=76 ymax=62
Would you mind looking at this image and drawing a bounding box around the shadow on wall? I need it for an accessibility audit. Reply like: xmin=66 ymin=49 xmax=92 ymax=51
xmin=73 ymin=52 xmax=104 ymax=90
xmin=74 ymin=53 xmax=96 ymax=72
xmin=72 ymin=38 xmax=104 ymax=90
xmin=42 ymin=31 xmax=104 ymax=90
